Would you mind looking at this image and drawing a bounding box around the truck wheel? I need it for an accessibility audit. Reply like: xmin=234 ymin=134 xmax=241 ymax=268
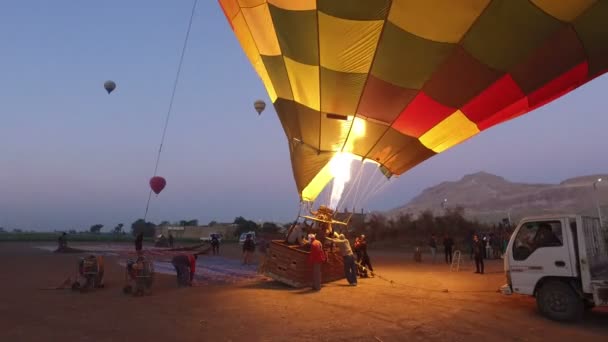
xmin=536 ymin=281 xmax=583 ymax=322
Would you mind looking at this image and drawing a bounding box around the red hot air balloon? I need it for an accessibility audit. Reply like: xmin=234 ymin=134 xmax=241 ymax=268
xmin=149 ymin=176 xmax=166 ymax=195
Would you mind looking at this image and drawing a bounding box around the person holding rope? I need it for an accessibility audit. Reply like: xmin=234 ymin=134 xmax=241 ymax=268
xmin=326 ymin=234 xmax=357 ymax=286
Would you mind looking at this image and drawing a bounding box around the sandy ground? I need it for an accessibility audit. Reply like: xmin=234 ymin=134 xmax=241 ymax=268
xmin=0 ymin=242 xmax=607 ymax=342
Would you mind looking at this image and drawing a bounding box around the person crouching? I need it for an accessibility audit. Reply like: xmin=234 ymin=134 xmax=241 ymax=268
xmin=171 ymin=253 xmax=198 ymax=287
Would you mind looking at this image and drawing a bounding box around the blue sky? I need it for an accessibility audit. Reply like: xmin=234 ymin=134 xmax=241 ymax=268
xmin=0 ymin=0 xmax=607 ymax=231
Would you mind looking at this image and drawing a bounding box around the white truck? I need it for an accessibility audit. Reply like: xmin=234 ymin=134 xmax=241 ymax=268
xmin=501 ymin=214 xmax=608 ymax=321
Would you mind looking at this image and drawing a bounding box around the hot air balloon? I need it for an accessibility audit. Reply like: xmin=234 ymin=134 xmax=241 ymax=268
xmin=219 ymin=0 xmax=608 ymax=203
xmin=104 ymin=80 xmax=116 ymax=94
xmin=150 ymin=176 xmax=166 ymax=195
xmin=254 ymin=99 xmax=266 ymax=115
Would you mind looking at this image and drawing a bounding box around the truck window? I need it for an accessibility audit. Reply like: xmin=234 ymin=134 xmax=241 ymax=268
xmin=512 ymin=220 xmax=563 ymax=260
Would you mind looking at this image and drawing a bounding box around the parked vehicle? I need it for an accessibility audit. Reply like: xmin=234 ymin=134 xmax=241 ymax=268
xmin=501 ymin=214 xmax=608 ymax=321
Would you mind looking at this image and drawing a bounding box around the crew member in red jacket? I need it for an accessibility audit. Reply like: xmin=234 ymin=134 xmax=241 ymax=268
xmin=307 ymin=234 xmax=326 ymax=291
xmin=171 ymin=253 xmax=198 ymax=287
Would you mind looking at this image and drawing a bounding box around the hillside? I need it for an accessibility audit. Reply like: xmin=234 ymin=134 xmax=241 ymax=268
xmin=385 ymin=172 xmax=608 ymax=224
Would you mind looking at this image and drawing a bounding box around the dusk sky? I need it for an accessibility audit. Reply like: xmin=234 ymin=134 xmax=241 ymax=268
xmin=1 ymin=0 xmax=607 ymax=231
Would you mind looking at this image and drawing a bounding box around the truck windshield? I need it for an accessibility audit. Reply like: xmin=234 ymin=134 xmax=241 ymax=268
xmin=513 ymin=220 xmax=563 ymax=260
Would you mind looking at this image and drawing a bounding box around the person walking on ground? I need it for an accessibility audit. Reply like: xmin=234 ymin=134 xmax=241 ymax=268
xmin=327 ymin=234 xmax=357 ymax=286
xmin=428 ymin=234 xmax=437 ymax=264
xmin=211 ymin=234 xmax=220 ymax=255
xmin=307 ymin=234 xmax=326 ymax=291
xmin=443 ymin=234 xmax=454 ymax=264
xmin=135 ymin=232 xmax=144 ymax=255
xmin=473 ymin=234 xmax=484 ymax=274
xmin=168 ymin=233 xmax=174 ymax=248
xmin=242 ymin=234 xmax=255 ymax=265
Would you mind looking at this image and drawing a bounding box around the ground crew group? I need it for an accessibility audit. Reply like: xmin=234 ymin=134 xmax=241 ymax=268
xmin=307 ymin=233 xmax=374 ymax=291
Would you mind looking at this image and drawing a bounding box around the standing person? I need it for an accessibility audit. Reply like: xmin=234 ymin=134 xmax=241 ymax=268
xmin=242 ymin=234 xmax=255 ymax=265
xmin=428 ymin=234 xmax=437 ymax=264
xmin=353 ymin=236 xmax=362 ymax=263
xmin=168 ymin=233 xmax=174 ymax=248
xmin=359 ymin=235 xmax=374 ymax=276
xmin=57 ymin=232 xmax=68 ymax=250
xmin=135 ymin=232 xmax=144 ymax=255
xmin=326 ymin=234 xmax=357 ymax=286
xmin=443 ymin=234 xmax=454 ymax=264
xmin=307 ymin=235 xmax=326 ymax=291
xmin=473 ymin=234 xmax=484 ymax=274
xmin=171 ymin=253 xmax=198 ymax=286
xmin=211 ymin=234 xmax=220 ymax=255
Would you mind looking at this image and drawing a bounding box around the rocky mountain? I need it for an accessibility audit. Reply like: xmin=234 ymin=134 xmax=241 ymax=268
xmin=385 ymin=171 xmax=608 ymax=224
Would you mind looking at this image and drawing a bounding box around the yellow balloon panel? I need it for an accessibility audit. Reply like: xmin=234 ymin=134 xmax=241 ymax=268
xmin=242 ymin=3 xmax=282 ymax=56
xmin=532 ymin=0 xmax=597 ymax=22
xmin=318 ymin=11 xmax=383 ymax=73
xmin=419 ymin=110 xmax=480 ymax=153
xmin=232 ymin=12 xmax=278 ymax=101
xmin=389 ymin=0 xmax=490 ymax=43
xmin=268 ymin=0 xmax=316 ymax=11
xmin=284 ymin=56 xmax=320 ymax=111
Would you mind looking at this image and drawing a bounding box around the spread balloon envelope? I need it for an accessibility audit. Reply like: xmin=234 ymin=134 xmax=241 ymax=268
xmin=219 ymin=0 xmax=608 ymax=202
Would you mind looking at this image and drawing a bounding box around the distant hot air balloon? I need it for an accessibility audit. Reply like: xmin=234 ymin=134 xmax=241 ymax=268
xmin=149 ymin=176 xmax=166 ymax=195
xmin=254 ymin=99 xmax=266 ymax=115
xmin=104 ymin=80 xmax=116 ymax=94
xmin=220 ymin=0 xmax=608 ymax=203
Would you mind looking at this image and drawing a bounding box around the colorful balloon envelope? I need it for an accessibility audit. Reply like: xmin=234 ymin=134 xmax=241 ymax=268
xmin=150 ymin=176 xmax=166 ymax=195
xmin=219 ymin=0 xmax=608 ymax=202
xmin=104 ymin=80 xmax=116 ymax=94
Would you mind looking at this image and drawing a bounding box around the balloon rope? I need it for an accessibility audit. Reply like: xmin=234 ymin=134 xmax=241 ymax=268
xmin=144 ymin=0 xmax=199 ymax=221
xmin=336 ymin=159 xmax=365 ymax=211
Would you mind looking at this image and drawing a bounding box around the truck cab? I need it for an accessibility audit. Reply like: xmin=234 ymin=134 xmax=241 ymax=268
xmin=502 ymin=215 xmax=608 ymax=321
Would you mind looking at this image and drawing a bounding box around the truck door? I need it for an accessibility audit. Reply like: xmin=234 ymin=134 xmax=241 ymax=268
xmin=508 ymin=218 xmax=575 ymax=295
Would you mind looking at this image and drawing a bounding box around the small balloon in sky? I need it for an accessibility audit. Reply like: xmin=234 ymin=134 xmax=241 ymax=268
xmin=104 ymin=80 xmax=116 ymax=94
xmin=150 ymin=176 xmax=166 ymax=195
xmin=253 ymin=99 xmax=266 ymax=115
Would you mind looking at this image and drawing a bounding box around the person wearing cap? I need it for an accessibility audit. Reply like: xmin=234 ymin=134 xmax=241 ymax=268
xmin=307 ymin=234 xmax=326 ymax=291
xmin=326 ymin=233 xmax=357 ymax=286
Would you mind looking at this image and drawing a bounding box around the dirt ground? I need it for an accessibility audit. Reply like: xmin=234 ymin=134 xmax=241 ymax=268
xmin=0 ymin=242 xmax=607 ymax=342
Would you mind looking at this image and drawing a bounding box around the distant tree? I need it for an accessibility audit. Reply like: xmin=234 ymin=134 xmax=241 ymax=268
xmin=261 ymin=222 xmax=280 ymax=234
xmin=89 ymin=224 xmax=103 ymax=234
xmin=12 ymin=228 xmax=23 ymax=233
xmin=208 ymin=220 xmax=218 ymax=227
xmin=131 ymin=219 xmax=156 ymax=237
xmin=159 ymin=221 xmax=171 ymax=227
xmin=233 ymin=216 xmax=259 ymax=237
xmin=113 ymin=223 xmax=124 ymax=234
xmin=68 ymin=229 xmax=77 ymax=234
xmin=0 ymin=227 xmax=5 ymax=233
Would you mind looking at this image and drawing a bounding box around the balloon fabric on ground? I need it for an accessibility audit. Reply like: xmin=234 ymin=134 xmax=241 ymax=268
xmin=218 ymin=0 xmax=608 ymax=202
